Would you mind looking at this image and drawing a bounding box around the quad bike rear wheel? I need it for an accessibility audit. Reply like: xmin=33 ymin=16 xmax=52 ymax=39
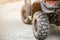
xmin=21 ymin=6 xmax=31 ymax=24
xmin=33 ymin=11 xmax=49 ymax=40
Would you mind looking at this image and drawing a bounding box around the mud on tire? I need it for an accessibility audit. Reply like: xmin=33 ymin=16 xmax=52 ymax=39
xmin=21 ymin=6 xmax=31 ymax=24
xmin=32 ymin=11 xmax=49 ymax=40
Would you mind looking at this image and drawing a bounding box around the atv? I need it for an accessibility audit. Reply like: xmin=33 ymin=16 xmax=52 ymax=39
xmin=21 ymin=0 xmax=60 ymax=40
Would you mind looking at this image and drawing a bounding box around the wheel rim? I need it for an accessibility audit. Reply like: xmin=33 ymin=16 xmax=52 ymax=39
xmin=34 ymin=19 xmax=37 ymax=32
xmin=22 ymin=10 xmax=31 ymax=24
xmin=33 ymin=19 xmax=39 ymax=39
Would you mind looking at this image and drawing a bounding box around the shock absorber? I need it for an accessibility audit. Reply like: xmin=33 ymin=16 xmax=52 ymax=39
xmin=24 ymin=0 xmax=32 ymax=20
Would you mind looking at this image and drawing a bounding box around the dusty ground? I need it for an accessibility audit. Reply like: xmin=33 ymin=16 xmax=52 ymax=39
xmin=0 ymin=0 xmax=20 ymax=4
xmin=0 ymin=0 xmax=60 ymax=40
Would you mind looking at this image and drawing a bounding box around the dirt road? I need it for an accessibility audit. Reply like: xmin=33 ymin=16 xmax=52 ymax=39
xmin=0 ymin=0 xmax=60 ymax=40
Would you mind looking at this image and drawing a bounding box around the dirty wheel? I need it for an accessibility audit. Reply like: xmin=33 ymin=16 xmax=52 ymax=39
xmin=21 ymin=6 xmax=31 ymax=24
xmin=33 ymin=11 xmax=49 ymax=40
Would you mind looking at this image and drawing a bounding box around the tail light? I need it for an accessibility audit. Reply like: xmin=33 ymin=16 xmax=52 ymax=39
xmin=45 ymin=0 xmax=57 ymax=5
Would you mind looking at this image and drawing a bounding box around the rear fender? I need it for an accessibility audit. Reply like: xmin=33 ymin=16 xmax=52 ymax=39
xmin=40 ymin=2 xmax=55 ymax=13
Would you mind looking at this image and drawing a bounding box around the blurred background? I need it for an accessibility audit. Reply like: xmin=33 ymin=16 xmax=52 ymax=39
xmin=0 ymin=0 xmax=20 ymax=4
xmin=0 ymin=0 xmax=36 ymax=40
